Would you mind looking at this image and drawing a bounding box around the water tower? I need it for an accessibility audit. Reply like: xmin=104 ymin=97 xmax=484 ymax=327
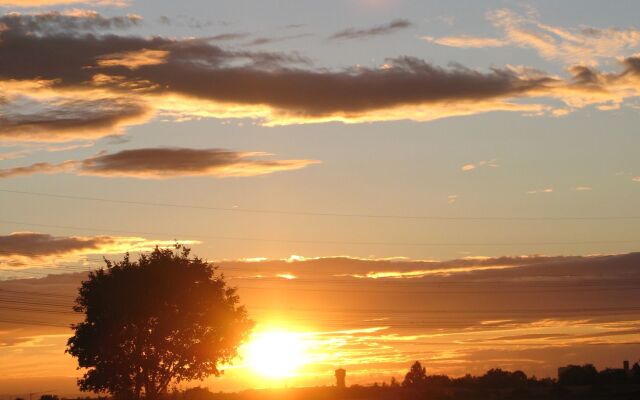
xmin=335 ymin=368 xmax=346 ymax=388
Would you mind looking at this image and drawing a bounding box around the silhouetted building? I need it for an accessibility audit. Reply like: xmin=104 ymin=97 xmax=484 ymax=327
xmin=335 ymin=368 xmax=346 ymax=388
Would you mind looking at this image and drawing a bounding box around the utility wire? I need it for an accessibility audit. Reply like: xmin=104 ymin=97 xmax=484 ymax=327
xmin=1 ymin=219 xmax=638 ymax=248
xmin=2 ymin=188 xmax=640 ymax=222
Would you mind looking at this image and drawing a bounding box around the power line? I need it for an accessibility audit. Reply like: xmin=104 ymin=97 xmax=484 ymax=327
xmin=1 ymin=219 xmax=638 ymax=248
xmin=2 ymin=188 xmax=640 ymax=222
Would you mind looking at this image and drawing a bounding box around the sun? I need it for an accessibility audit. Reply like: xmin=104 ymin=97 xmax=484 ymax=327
xmin=243 ymin=329 xmax=307 ymax=379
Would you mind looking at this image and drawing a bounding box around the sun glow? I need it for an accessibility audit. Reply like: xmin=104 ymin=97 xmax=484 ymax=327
xmin=243 ymin=329 xmax=308 ymax=379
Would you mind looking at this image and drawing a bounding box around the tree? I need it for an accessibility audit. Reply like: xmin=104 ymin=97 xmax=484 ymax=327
xmin=479 ymin=369 xmax=527 ymax=388
xmin=402 ymin=361 xmax=427 ymax=387
xmin=67 ymin=245 xmax=253 ymax=400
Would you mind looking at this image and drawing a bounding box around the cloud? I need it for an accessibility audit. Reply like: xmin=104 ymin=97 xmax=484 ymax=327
xmin=447 ymin=194 xmax=457 ymax=204
xmin=0 ymin=10 xmax=141 ymax=34
xmin=330 ymin=19 xmax=412 ymax=40
xmin=574 ymin=186 xmax=592 ymax=191
xmin=427 ymin=8 xmax=640 ymax=66
xmin=0 ymin=160 xmax=76 ymax=178
xmin=0 ymin=95 xmax=151 ymax=142
xmin=2 ymin=252 xmax=640 ymax=383
xmin=0 ymin=232 xmax=192 ymax=262
xmin=5 ymin=10 xmax=640 ymax=141
xmin=0 ymin=232 xmax=117 ymax=258
xmin=244 ymin=33 xmax=311 ymax=47
xmin=633 ymin=176 xmax=640 ymax=182
xmin=424 ymin=35 xmax=509 ymax=49
xmin=0 ymin=147 xmax=319 ymax=179
xmin=350 ymin=264 xmax=519 ymax=279
xmin=461 ymin=159 xmax=499 ymax=172
xmin=96 ymin=49 xmax=168 ymax=69
xmin=207 ymin=33 xmax=250 ymax=42
xmin=526 ymin=188 xmax=553 ymax=194
xmin=0 ymin=0 xmax=127 ymax=6
xmin=0 ymin=13 xmax=556 ymax=132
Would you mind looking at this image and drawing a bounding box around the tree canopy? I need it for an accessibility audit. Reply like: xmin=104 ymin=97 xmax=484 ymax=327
xmin=402 ymin=361 xmax=427 ymax=387
xmin=66 ymin=245 xmax=253 ymax=400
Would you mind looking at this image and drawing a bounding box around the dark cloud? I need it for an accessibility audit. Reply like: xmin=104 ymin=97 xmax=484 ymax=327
xmin=0 ymin=10 xmax=141 ymax=35
xmin=0 ymin=13 xmax=552 ymax=123
xmin=329 ymin=19 xmax=412 ymax=40
xmin=0 ymin=23 xmax=308 ymax=85
xmin=123 ymin=56 xmax=550 ymax=116
xmin=0 ymin=147 xmax=318 ymax=179
xmin=79 ymin=147 xmax=318 ymax=178
xmin=3 ymin=11 xmax=639 ymax=141
xmin=0 ymin=232 xmax=115 ymax=257
xmin=567 ymin=55 xmax=640 ymax=88
xmin=208 ymin=32 xmax=250 ymax=41
xmin=244 ymin=33 xmax=311 ymax=47
xmin=0 ymin=97 xmax=149 ymax=142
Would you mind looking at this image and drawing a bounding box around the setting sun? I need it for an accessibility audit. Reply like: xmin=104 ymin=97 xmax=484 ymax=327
xmin=243 ymin=330 xmax=308 ymax=379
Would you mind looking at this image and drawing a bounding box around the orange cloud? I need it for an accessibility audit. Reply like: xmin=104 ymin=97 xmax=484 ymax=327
xmin=428 ymin=8 xmax=640 ymax=66
xmin=423 ymin=35 xmax=509 ymax=48
xmin=97 ymin=49 xmax=169 ymax=70
xmin=0 ymin=148 xmax=319 ymax=179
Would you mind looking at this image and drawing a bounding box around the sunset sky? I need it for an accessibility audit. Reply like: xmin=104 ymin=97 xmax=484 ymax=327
xmin=1 ymin=0 xmax=640 ymax=396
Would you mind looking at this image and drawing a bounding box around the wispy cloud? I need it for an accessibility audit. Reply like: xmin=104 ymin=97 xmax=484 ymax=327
xmin=330 ymin=19 xmax=412 ymax=40
xmin=244 ymin=33 xmax=311 ymax=47
xmin=424 ymin=35 xmax=509 ymax=48
xmin=425 ymin=8 xmax=640 ymax=66
xmin=349 ymin=264 xmax=519 ymax=279
xmin=526 ymin=188 xmax=553 ymax=194
xmin=461 ymin=159 xmax=499 ymax=172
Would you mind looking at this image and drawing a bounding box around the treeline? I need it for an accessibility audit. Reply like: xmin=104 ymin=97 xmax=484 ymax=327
xmin=168 ymin=361 xmax=640 ymax=400
xmin=557 ymin=363 xmax=640 ymax=386
xmin=26 ymin=361 xmax=640 ymax=400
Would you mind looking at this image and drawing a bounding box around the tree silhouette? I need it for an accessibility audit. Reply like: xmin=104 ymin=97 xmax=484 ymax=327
xmin=402 ymin=361 xmax=427 ymax=387
xmin=66 ymin=245 xmax=253 ymax=400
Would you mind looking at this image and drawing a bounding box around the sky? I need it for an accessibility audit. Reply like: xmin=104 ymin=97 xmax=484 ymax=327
xmin=1 ymin=0 xmax=640 ymax=396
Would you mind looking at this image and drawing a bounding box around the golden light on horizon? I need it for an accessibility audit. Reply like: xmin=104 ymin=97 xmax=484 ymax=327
xmin=242 ymin=329 xmax=308 ymax=379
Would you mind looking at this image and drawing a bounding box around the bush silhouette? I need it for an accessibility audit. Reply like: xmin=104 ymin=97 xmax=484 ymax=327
xmin=66 ymin=245 xmax=253 ymax=400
